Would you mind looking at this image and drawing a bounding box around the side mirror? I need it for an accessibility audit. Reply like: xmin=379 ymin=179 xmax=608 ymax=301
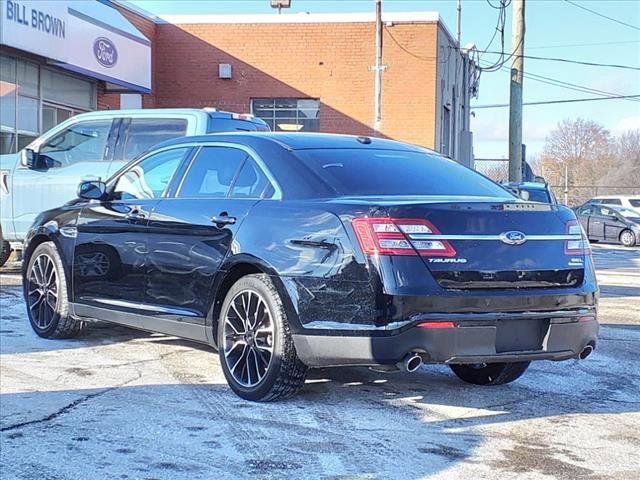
xmin=78 ymin=180 xmax=107 ymax=201
xmin=21 ymin=148 xmax=40 ymax=169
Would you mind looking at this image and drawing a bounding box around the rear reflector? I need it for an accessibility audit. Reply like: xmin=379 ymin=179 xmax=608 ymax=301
xmin=417 ymin=321 xmax=456 ymax=329
xmin=565 ymin=220 xmax=590 ymax=255
xmin=352 ymin=217 xmax=456 ymax=257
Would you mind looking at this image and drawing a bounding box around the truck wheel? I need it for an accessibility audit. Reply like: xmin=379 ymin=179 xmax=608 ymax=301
xmin=218 ymin=274 xmax=307 ymax=401
xmin=0 ymin=240 xmax=11 ymax=267
xmin=24 ymin=242 xmax=85 ymax=339
xmin=449 ymin=361 xmax=530 ymax=386
xmin=620 ymin=229 xmax=636 ymax=247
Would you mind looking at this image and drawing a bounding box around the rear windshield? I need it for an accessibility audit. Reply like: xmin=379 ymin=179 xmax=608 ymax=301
xmin=521 ymin=187 xmax=551 ymax=203
xmin=295 ymin=148 xmax=513 ymax=198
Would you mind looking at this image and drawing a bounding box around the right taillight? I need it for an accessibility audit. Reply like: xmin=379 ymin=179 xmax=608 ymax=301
xmin=351 ymin=217 xmax=456 ymax=257
xmin=565 ymin=220 xmax=590 ymax=255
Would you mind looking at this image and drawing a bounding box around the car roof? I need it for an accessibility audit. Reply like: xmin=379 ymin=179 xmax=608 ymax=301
xmin=153 ymin=131 xmax=432 ymax=152
xmin=71 ymin=108 xmax=266 ymax=124
xmin=593 ymin=195 xmax=640 ymax=200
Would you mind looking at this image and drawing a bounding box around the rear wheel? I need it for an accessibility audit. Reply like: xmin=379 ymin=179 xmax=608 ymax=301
xmin=449 ymin=361 xmax=530 ymax=386
xmin=0 ymin=240 xmax=11 ymax=267
xmin=217 ymin=274 xmax=307 ymax=401
xmin=24 ymin=242 xmax=85 ymax=339
xmin=620 ymin=229 xmax=636 ymax=247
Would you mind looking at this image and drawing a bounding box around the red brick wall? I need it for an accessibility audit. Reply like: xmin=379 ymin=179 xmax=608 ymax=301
xmin=97 ymin=16 xmax=440 ymax=148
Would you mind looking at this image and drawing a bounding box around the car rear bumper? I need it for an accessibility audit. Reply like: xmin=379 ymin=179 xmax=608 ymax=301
xmin=292 ymin=311 xmax=598 ymax=367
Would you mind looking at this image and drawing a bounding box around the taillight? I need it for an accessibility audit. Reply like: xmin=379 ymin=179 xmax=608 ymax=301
xmin=351 ymin=217 xmax=456 ymax=257
xmin=565 ymin=220 xmax=590 ymax=255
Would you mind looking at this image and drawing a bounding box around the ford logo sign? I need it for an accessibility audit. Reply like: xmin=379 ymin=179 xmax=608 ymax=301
xmin=93 ymin=37 xmax=118 ymax=68
xmin=500 ymin=230 xmax=527 ymax=245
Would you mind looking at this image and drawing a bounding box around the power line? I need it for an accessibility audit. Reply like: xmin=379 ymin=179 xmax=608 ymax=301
xmin=527 ymin=39 xmax=640 ymax=50
xmin=473 ymin=94 xmax=640 ymax=109
xmin=467 ymin=48 xmax=640 ymax=70
xmin=479 ymin=60 xmax=640 ymax=103
xmin=563 ymin=0 xmax=640 ymax=31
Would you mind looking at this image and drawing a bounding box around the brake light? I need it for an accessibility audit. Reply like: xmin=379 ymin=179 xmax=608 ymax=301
xmin=232 ymin=113 xmax=253 ymax=120
xmin=351 ymin=217 xmax=456 ymax=257
xmin=565 ymin=220 xmax=590 ymax=255
xmin=417 ymin=321 xmax=456 ymax=329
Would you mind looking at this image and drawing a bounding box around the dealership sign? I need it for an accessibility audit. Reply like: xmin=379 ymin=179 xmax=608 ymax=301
xmin=0 ymin=0 xmax=151 ymax=92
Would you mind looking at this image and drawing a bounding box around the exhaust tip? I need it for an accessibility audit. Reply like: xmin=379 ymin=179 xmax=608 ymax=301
xmin=579 ymin=344 xmax=594 ymax=360
xmin=397 ymin=352 xmax=423 ymax=373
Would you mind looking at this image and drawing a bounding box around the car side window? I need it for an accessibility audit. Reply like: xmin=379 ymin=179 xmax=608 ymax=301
xmin=122 ymin=118 xmax=188 ymax=160
xmin=38 ymin=120 xmax=113 ymax=168
xmin=579 ymin=207 xmax=592 ymax=215
xmin=599 ymin=207 xmax=616 ymax=218
xmin=177 ymin=146 xmax=247 ymax=198
xmin=230 ymin=158 xmax=275 ymax=199
xmin=113 ymin=147 xmax=189 ymax=201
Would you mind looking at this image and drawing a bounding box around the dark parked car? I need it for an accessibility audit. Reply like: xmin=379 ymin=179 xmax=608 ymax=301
xmin=502 ymin=181 xmax=557 ymax=204
xmin=575 ymin=203 xmax=640 ymax=247
xmin=22 ymin=133 xmax=598 ymax=401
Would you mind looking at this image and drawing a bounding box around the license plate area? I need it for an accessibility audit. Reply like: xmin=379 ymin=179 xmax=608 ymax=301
xmin=495 ymin=319 xmax=550 ymax=353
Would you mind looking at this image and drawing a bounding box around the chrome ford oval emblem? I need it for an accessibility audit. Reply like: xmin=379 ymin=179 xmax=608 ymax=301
xmin=93 ymin=37 xmax=118 ymax=68
xmin=500 ymin=230 xmax=527 ymax=245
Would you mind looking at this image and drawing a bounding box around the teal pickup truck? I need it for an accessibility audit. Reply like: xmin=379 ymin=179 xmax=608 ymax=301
xmin=0 ymin=108 xmax=269 ymax=266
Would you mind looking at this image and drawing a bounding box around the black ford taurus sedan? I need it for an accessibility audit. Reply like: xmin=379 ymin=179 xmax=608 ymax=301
xmin=22 ymin=133 xmax=599 ymax=401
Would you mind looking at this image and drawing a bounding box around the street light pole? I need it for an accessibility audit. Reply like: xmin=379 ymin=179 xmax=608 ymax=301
xmin=508 ymin=0 xmax=525 ymax=182
xmin=373 ymin=0 xmax=383 ymax=132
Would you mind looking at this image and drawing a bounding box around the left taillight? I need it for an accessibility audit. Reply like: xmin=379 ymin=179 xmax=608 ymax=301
xmin=565 ymin=220 xmax=590 ymax=255
xmin=351 ymin=217 xmax=456 ymax=257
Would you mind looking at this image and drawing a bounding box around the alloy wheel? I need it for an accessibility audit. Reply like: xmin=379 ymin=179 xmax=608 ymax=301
xmin=27 ymin=254 xmax=59 ymax=329
xmin=621 ymin=230 xmax=635 ymax=247
xmin=223 ymin=290 xmax=274 ymax=387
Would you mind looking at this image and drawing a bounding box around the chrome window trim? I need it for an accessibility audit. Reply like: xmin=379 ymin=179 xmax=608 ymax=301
xmin=172 ymin=141 xmax=282 ymax=200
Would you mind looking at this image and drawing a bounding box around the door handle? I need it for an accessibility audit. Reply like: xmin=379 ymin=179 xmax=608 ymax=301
xmin=211 ymin=213 xmax=236 ymax=226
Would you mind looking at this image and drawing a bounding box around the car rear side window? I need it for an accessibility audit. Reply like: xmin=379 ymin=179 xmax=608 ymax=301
xmin=630 ymin=199 xmax=640 ymax=208
xmin=230 ymin=159 xmax=275 ymax=199
xmin=178 ymin=146 xmax=247 ymax=198
xmin=295 ymin=148 xmax=512 ymax=197
xmin=113 ymin=147 xmax=190 ymax=200
xmin=122 ymin=118 xmax=188 ymax=160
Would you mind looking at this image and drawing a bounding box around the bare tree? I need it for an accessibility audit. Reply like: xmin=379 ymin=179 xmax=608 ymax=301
xmin=540 ymin=118 xmax=614 ymax=205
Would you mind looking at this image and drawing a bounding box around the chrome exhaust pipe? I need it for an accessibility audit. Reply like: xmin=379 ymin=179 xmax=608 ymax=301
xmin=579 ymin=344 xmax=594 ymax=360
xmin=397 ymin=352 xmax=423 ymax=373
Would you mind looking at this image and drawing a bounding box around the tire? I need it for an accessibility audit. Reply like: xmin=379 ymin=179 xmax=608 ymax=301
xmin=620 ymin=229 xmax=636 ymax=248
xmin=217 ymin=274 xmax=307 ymax=401
xmin=24 ymin=242 xmax=85 ymax=339
xmin=449 ymin=361 xmax=530 ymax=386
xmin=0 ymin=240 xmax=11 ymax=267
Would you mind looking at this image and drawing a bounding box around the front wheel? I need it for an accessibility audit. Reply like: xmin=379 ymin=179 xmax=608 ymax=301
xmin=217 ymin=274 xmax=307 ymax=401
xmin=24 ymin=242 xmax=85 ymax=339
xmin=449 ymin=361 xmax=530 ymax=386
xmin=0 ymin=240 xmax=11 ymax=267
xmin=620 ymin=229 xmax=636 ymax=247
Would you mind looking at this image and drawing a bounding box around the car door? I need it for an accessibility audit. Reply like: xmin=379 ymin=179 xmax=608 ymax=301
xmin=145 ymin=144 xmax=278 ymax=337
xmin=599 ymin=206 xmax=625 ymax=242
xmin=587 ymin=207 xmax=606 ymax=239
xmin=11 ymin=118 xmax=117 ymax=239
xmin=576 ymin=206 xmax=592 ymax=235
xmin=72 ymin=146 xmax=191 ymax=317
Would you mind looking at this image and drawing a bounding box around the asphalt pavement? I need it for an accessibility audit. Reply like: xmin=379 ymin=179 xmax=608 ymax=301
xmin=1 ymin=245 xmax=638 ymax=480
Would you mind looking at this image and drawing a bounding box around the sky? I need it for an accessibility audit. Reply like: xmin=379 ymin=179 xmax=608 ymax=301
xmin=128 ymin=0 xmax=640 ymax=160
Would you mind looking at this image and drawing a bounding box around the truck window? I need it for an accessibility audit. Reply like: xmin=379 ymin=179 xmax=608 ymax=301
xmin=122 ymin=118 xmax=188 ymax=160
xmin=38 ymin=120 xmax=113 ymax=168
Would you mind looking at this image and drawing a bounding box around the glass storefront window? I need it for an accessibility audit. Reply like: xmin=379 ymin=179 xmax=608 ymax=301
xmin=42 ymin=69 xmax=94 ymax=110
xmin=0 ymin=55 xmax=96 ymax=154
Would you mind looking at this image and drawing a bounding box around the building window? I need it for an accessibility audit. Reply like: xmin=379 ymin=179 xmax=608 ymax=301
xmin=0 ymin=54 xmax=96 ymax=154
xmin=251 ymin=98 xmax=320 ymax=132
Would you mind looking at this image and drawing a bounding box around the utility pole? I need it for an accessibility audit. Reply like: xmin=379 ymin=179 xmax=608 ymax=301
xmin=456 ymin=0 xmax=462 ymax=45
xmin=373 ymin=0 xmax=383 ymax=132
xmin=564 ymin=163 xmax=569 ymax=205
xmin=508 ymin=0 xmax=525 ymax=182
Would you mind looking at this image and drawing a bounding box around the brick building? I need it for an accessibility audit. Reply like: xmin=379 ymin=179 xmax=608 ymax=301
xmin=1 ymin=0 xmax=478 ymax=165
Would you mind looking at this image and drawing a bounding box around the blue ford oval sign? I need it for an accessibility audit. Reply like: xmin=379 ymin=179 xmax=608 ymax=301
xmin=500 ymin=230 xmax=527 ymax=245
xmin=93 ymin=37 xmax=118 ymax=68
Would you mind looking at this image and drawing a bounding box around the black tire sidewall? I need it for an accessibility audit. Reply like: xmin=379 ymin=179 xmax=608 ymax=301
xmin=24 ymin=242 xmax=69 ymax=337
xmin=217 ymin=275 xmax=288 ymax=401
